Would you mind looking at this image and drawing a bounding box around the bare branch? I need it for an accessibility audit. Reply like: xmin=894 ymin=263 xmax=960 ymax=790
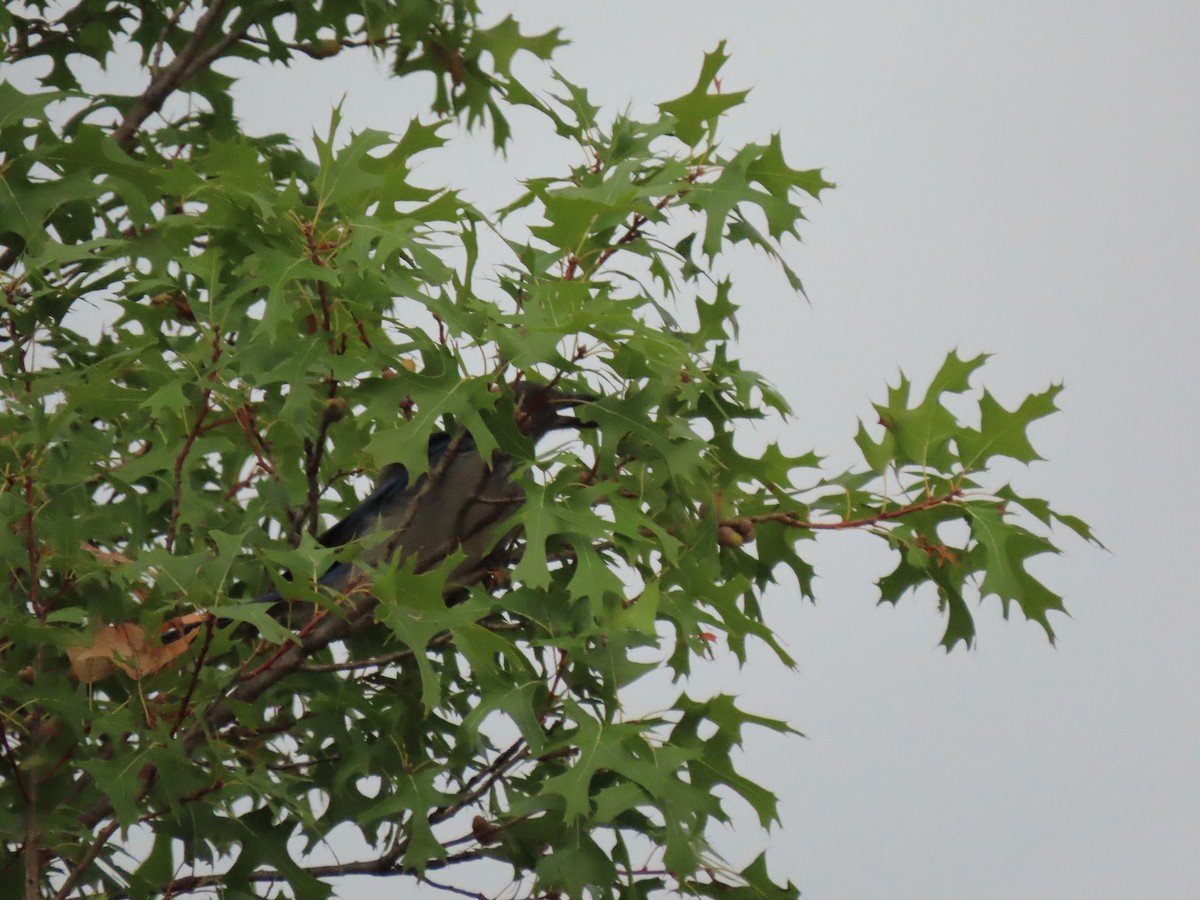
xmin=53 ymin=820 xmax=120 ymax=900
xmin=420 ymin=874 xmax=490 ymax=900
xmin=160 ymin=848 xmax=490 ymax=893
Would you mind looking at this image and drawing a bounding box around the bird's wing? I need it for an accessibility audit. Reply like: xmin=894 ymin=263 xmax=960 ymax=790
xmin=314 ymin=431 xmax=467 ymax=550
xmin=316 ymin=466 xmax=410 ymax=549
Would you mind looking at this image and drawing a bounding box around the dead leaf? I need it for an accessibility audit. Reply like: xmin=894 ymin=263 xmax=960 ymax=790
xmin=68 ymin=622 xmax=196 ymax=683
xmin=80 ymin=542 xmax=132 ymax=565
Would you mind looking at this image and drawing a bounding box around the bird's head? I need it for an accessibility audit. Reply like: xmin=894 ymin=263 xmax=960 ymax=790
xmin=511 ymin=380 xmax=596 ymax=439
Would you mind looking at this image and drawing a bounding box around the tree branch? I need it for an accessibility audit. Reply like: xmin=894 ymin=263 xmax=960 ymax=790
xmin=726 ymin=487 xmax=963 ymax=532
xmin=73 ymin=427 xmax=482 ymax=834
xmin=23 ymin=768 xmax=39 ymax=900
xmin=165 ymin=328 xmax=223 ymax=551
xmin=112 ymin=0 xmax=233 ymax=152
xmin=52 ymin=820 xmax=120 ymax=900
xmin=301 ymin=379 xmax=339 ymax=540
xmin=170 ymin=615 xmax=215 ymax=737
xmin=564 ymin=167 xmax=703 ymax=280
xmin=419 ymin=874 xmax=490 ymax=900
xmin=160 ymin=848 xmax=489 ymax=893
xmin=429 ymin=739 xmax=529 ymax=831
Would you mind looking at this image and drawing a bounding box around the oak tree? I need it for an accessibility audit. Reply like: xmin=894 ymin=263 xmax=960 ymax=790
xmin=0 ymin=2 xmax=1095 ymax=897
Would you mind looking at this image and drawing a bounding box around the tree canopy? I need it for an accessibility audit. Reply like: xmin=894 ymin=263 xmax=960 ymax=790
xmin=0 ymin=2 xmax=1095 ymax=897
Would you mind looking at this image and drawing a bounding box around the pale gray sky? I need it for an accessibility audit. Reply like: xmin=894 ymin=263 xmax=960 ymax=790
xmin=17 ymin=1 xmax=1199 ymax=896
xmin=234 ymin=3 xmax=1199 ymax=897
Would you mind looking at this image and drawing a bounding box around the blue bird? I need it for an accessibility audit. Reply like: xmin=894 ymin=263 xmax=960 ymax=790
xmin=182 ymin=381 xmax=594 ymax=638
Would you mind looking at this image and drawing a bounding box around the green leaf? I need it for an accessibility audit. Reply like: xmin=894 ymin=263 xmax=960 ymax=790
xmin=472 ymin=15 xmax=568 ymax=77
xmin=0 ymin=6 xmax=1085 ymax=893
xmin=79 ymin=752 xmax=149 ymax=828
xmin=541 ymin=699 xmax=702 ymax=824
xmin=658 ymin=42 xmax=750 ymax=146
xmin=364 ymin=367 xmax=498 ymax=480
xmin=223 ymin=807 xmax=332 ymax=900
xmin=512 ymin=481 xmax=611 ymax=590
xmin=710 ymin=852 xmax=800 ymax=900
xmin=957 ymin=383 xmax=1063 ymax=470
xmin=536 ymin=834 xmax=618 ymax=896
xmin=966 ymin=503 xmax=1065 ymax=641
xmin=375 ymin=564 xmax=487 ymax=712
xmin=746 ymin=133 xmax=834 ymax=202
xmin=359 ymin=767 xmax=454 ymax=874
xmin=0 ymin=84 xmax=69 ymax=129
xmin=994 ymin=486 xmax=1103 ymax=547
xmin=671 ymin=694 xmax=795 ymax=827
xmin=856 ymin=349 xmax=989 ymax=471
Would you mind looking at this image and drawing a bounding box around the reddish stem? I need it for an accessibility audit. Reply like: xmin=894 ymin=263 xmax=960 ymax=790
xmin=727 ymin=488 xmax=963 ymax=532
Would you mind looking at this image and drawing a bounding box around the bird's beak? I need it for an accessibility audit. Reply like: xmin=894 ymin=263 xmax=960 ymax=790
xmin=546 ymin=391 xmax=598 ymax=431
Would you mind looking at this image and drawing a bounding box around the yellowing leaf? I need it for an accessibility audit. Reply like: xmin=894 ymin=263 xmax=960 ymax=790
xmin=67 ymin=623 xmax=195 ymax=684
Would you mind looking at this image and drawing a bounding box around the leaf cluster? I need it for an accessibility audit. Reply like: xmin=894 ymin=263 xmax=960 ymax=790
xmin=0 ymin=5 xmax=1091 ymax=898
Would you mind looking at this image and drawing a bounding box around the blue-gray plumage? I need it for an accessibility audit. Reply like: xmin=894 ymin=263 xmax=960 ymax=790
xmin=242 ymin=381 xmax=594 ymax=630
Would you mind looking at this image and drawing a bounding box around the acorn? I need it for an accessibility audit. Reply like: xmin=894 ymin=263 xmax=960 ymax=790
xmin=717 ymin=525 xmax=744 ymax=548
xmin=320 ymin=397 xmax=349 ymax=426
xmin=731 ymin=517 xmax=756 ymax=543
xmin=303 ymin=39 xmax=343 ymax=59
xmin=471 ymin=815 xmax=503 ymax=845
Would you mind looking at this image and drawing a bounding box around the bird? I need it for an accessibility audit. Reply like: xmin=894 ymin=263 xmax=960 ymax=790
xmin=169 ymin=380 xmax=595 ymax=640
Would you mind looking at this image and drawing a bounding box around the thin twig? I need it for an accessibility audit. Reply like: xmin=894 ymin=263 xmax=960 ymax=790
xmin=238 ymin=32 xmax=408 ymax=54
xmin=725 ymin=487 xmax=963 ymax=532
xmin=564 ymin=168 xmax=702 ymax=280
xmin=300 ymin=643 xmax=419 ymax=674
xmin=23 ymin=767 xmax=39 ymax=899
xmin=160 ymin=848 xmax=488 ymax=892
xmin=22 ymin=468 xmax=42 ymax=618
xmin=150 ymin=0 xmax=193 ymax=74
xmin=231 ymin=404 xmax=276 ymax=475
xmin=430 ymin=743 xmax=530 ymax=830
xmin=300 ymin=621 xmax=523 ymax=673
xmin=166 ymin=328 xmax=223 ymax=551
xmin=302 ymin=380 xmax=339 ymax=538
xmin=0 ymin=721 xmax=29 ymax=805
xmin=52 ymin=820 xmax=120 ymax=900
xmin=420 ymin=875 xmax=489 ymax=900
xmin=170 ymin=616 xmax=215 ymax=737
xmin=239 ymin=604 xmax=333 ymax=681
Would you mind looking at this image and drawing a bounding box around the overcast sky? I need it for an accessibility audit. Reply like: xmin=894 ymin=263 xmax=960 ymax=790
xmin=18 ymin=1 xmax=1198 ymax=896
xmin=230 ymin=3 xmax=1198 ymax=898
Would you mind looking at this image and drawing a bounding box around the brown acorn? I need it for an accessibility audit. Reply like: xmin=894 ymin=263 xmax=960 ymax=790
xmin=471 ymin=815 xmax=503 ymax=845
xmin=731 ymin=517 xmax=756 ymax=543
xmin=304 ymin=39 xmax=343 ymax=59
xmin=717 ymin=525 xmax=744 ymax=548
xmin=320 ymin=397 xmax=349 ymax=426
